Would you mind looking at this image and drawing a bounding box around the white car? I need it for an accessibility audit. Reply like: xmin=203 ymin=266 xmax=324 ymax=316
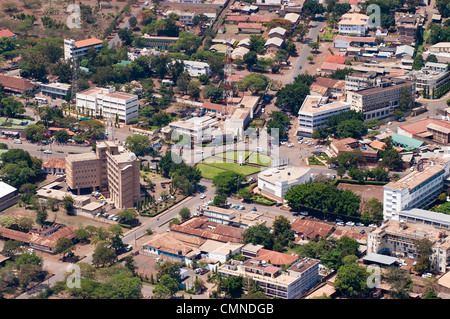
xmin=346 ymin=221 xmax=355 ymax=227
xmin=43 ymin=150 xmax=52 ymax=154
xmin=288 ymin=143 xmax=294 ymax=148
xmin=337 ymin=222 xmax=344 ymax=226
xmin=300 ymin=211 xmax=308 ymax=216
xmin=200 ymin=194 xmax=206 ymax=199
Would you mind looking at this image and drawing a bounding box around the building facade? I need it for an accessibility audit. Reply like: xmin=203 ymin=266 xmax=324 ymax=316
xmin=346 ymin=79 xmax=415 ymax=121
xmin=257 ymin=166 xmax=311 ymax=201
xmin=219 ymin=257 xmax=320 ymax=299
xmin=76 ymin=87 xmax=139 ymax=124
xmin=383 ymin=162 xmax=449 ymax=220
xmin=338 ymin=13 xmax=369 ymax=37
xmin=65 ymin=141 xmax=140 ymax=209
xmin=297 ymin=95 xmax=351 ymax=137
xmin=64 ymin=38 xmax=103 ymax=60
xmin=367 ymin=218 xmax=450 ymax=273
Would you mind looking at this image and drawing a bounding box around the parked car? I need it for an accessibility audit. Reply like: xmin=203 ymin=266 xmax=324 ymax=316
xmin=346 ymin=221 xmax=355 ymax=227
xmin=337 ymin=222 xmax=344 ymax=226
xmin=360 ymin=230 xmax=365 ymax=235
xmin=125 ymin=244 xmax=132 ymax=252
xmin=43 ymin=150 xmax=52 ymax=154
xmin=355 ymin=222 xmax=363 ymax=227
xmin=275 ymin=203 xmax=282 ymax=207
xmin=13 ymin=139 xmax=22 ymax=144
xmin=300 ymin=211 xmax=308 ymax=216
xmin=200 ymin=194 xmax=206 ymax=199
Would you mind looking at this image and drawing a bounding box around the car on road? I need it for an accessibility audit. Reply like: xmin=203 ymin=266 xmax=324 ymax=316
xmin=346 ymin=221 xmax=355 ymax=227
xmin=298 ymin=65 xmax=302 ymax=69
xmin=275 ymin=203 xmax=282 ymax=207
xmin=43 ymin=150 xmax=52 ymax=154
xmin=200 ymin=194 xmax=206 ymax=199
xmin=125 ymin=244 xmax=132 ymax=252
xmin=13 ymin=139 xmax=22 ymax=144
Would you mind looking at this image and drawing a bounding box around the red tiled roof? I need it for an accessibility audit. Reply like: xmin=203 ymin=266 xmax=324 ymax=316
xmin=254 ymin=249 xmax=298 ymax=266
xmin=0 ymin=29 xmax=15 ymax=38
xmin=291 ymin=219 xmax=335 ymax=239
xmin=74 ymin=38 xmax=103 ymax=48
xmin=320 ymin=62 xmax=349 ymax=72
xmin=334 ymin=35 xmax=376 ymax=44
xmin=0 ymin=75 xmax=37 ymax=93
xmin=399 ymin=118 xmax=445 ymax=135
xmin=325 ymin=55 xmax=347 ymax=64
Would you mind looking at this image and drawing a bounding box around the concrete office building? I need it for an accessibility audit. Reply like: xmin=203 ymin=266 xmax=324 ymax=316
xmin=64 ymin=38 xmax=103 ymax=60
xmin=40 ymin=82 xmax=71 ymax=99
xmin=65 ymin=141 xmax=140 ymax=209
xmin=76 ymin=87 xmax=139 ymax=124
xmin=297 ymin=95 xmax=351 ymax=137
xmin=383 ymin=162 xmax=448 ymax=220
xmin=346 ymin=79 xmax=415 ymax=121
xmin=219 ymin=254 xmax=320 ymax=299
xmin=367 ymin=217 xmax=450 ymax=273
xmin=257 ymin=166 xmax=311 ymax=202
xmin=406 ymin=62 xmax=450 ymax=95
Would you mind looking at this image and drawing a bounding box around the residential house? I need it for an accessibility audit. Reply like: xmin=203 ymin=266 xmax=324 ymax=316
xmin=42 ymin=158 xmax=66 ymax=175
xmin=338 ymin=13 xmax=369 ymax=37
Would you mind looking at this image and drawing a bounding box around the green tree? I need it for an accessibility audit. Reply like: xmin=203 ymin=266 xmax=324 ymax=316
xmin=212 ymin=171 xmax=246 ymax=194
xmin=412 ymin=53 xmax=424 ymax=70
xmin=62 ymin=195 xmax=74 ymax=215
xmin=92 ymin=244 xmax=117 ymax=267
xmin=53 ymin=129 xmax=70 ymax=144
xmin=54 ymin=237 xmax=75 ymax=258
xmin=334 ymin=262 xmax=369 ymax=297
xmin=243 ymin=224 xmax=275 ymax=250
xmin=413 ymin=238 xmax=433 ymax=275
xmin=213 ymin=193 xmax=227 ymax=207
xmin=384 ymin=267 xmax=412 ymax=299
xmin=275 ymin=82 xmax=310 ymax=114
xmin=125 ymin=134 xmax=152 ymax=157
xmin=221 ymin=276 xmax=244 ymax=299
xmin=178 ymin=207 xmax=191 ymax=222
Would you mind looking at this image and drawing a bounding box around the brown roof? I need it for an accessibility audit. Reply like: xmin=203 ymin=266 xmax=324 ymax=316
xmin=291 ymin=219 xmax=335 ymax=239
xmin=43 ymin=158 xmax=66 ymax=169
xmin=399 ymin=118 xmax=448 ymax=135
xmin=325 ymin=55 xmax=347 ymax=64
xmin=74 ymin=38 xmax=103 ymax=48
xmin=0 ymin=227 xmax=33 ymax=243
xmin=0 ymin=75 xmax=37 ymax=93
xmin=31 ymin=226 xmax=76 ymax=249
xmin=144 ymin=232 xmax=206 ymax=256
xmin=310 ymin=77 xmax=345 ymax=94
xmin=238 ymin=22 xmax=262 ymax=29
xmin=254 ymin=248 xmax=298 ymax=266
xmin=170 ymin=216 xmax=244 ymax=243
xmin=0 ymin=29 xmax=15 ymax=38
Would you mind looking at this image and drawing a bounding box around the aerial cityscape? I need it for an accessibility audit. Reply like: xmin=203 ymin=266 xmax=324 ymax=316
xmin=0 ymin=0 xmax=448 ymax=304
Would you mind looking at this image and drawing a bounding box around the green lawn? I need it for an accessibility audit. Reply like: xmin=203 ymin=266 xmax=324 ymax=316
xmin=308 ymin=156 xmax=325 ymax=165
xmin=196 ymin=163 xmax=228 ymax=179
xmin=322 ymin=32 xmax=334 ymax=41
xmin=205 ymin=161 xmax=261 ymax=175
xmin=247 ymin=153 xmax=271 ymax=166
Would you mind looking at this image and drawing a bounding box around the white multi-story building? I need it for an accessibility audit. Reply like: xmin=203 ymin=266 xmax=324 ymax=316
xmin=181 ymin=60 xmax=211 ymax=77
xmin=257 ymin=166 xmax=311 ymax=202
xmin=64 ymin=38 xmax=103 ymax=61
xmin=40 ymin=82 xmax=71 ymax=99
xmin=164 ymin=9 xmax=196 ymax=25
xmin=297 ymin=95 xmax=351 ymax=137
xmin=406 ymin=62 xmax=450 ymax=95
xmin=168 ymin=116 xmax=218 ymax=142
xmin=219 ymin=255 xmax=320 ymax=299
xmin=383 ymin=162 xmax=449 ymax=220
xmin=367 ymin=214 xmax=450 ymax=273
xmin=338 ymin=13 xmax=369 ymax=37
xmin=75 ymin=87 xmax=139 ymax=124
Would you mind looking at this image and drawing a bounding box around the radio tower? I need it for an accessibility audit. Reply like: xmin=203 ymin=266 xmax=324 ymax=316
xmin=71 ymin=56 xmax=78 ymax=103
xmin=223 ymin=39 xmax=234 ymax=118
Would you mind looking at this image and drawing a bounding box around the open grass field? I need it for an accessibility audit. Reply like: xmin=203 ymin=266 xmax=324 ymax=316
xmin=196 ymin=163 xmax=228 ymax=179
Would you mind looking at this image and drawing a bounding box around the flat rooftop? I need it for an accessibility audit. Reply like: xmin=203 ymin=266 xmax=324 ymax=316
xmin=384 ymin=164 xmax=445 ymax=190
xmin=298 ymin=95 xmax=350 ymax=115
xmin=258 ymin=166 xmax=310 ymax=184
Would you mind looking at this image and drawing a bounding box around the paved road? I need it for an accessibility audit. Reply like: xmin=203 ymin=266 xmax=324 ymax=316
xmin=288 ymin=15 xmax=327 ymax=83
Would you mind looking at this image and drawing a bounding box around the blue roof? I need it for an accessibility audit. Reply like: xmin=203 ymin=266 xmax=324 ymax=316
xmin=391 ymin=133 xmax=423 ymax=150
